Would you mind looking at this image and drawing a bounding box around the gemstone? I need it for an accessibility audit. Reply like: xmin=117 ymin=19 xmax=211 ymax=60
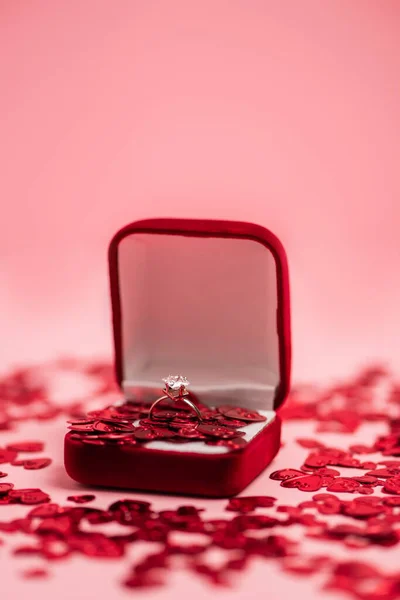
xmin=162 ymin=375 xmax=189 ymax=390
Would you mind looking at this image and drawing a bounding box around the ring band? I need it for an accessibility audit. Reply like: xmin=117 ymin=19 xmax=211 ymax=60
xmin=149 ymin=375 xmax=202 ymax=422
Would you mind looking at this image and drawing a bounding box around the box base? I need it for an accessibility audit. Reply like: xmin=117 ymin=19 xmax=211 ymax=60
xmin=64 ymin=416 xmax=281 ymax=498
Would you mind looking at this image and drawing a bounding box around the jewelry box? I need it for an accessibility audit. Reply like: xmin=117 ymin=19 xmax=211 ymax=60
xmin=64 ymin=218 xmax=291 ymax=497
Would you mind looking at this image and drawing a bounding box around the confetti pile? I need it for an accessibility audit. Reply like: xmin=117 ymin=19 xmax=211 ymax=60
xmin=67 ymin=402 xmax=266 ymax=450
xmin=0 ymin=361 xmax=400 ymax=598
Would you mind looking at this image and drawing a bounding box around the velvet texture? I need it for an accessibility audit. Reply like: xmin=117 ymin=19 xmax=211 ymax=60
xmin=108 ymin=218 xmax=291 ymax=411
xmin=64 ymin=415 xmax=281 ymax=497
xmin=64 ymin=218 xmax=289 ymax=496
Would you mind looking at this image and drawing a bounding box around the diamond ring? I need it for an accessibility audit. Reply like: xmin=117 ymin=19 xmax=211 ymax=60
xmin=149 ymin=375 xmax=202 ymax=422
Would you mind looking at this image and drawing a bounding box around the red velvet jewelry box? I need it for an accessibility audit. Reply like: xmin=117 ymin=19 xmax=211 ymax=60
xmin=64 ymin=218 xmax=291 ymax=497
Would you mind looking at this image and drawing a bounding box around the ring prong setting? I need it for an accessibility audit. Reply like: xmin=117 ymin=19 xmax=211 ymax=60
xmin=149 ymin=375 xmax=201 ymax=422
xmin=162 ymin=375 xmax=190 ymax=399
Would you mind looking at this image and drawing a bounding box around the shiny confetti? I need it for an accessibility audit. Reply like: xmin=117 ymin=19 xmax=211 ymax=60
xmin=22 ymin=568 xmax=49 ymax=579
xmin=13 ymin=458 xmax=52 ymax=470
xmin=0 ymin=483 xmax=14 ymax=494
xmin=281 ymin=474 xmax=323 ymax=492
xmin=6 ymin=441 xmax=44 ymax=453
xmin=65 ymin=402 xmax=267 ymax=450
xmin=67 ymin=494 xmax=96 ymax=504
xmin=0 ymin=359 xmax=399 ymax=598
xmin=0 ymin=450 xmax=18 ymax=464
xmin=226 ymin=496 xmax=276 ymax=512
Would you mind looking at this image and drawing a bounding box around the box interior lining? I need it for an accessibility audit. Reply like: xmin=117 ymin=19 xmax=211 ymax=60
xmin=118 ymin=232 xmax=281 ymax=412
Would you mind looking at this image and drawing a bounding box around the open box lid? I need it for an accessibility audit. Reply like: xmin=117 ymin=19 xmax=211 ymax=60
xmin=108 ymin=218 xmax=291 ymax=411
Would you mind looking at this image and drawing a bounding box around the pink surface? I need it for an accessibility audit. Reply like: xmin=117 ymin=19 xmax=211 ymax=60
xmin=1 ymin=1 xmax=400 ymax=598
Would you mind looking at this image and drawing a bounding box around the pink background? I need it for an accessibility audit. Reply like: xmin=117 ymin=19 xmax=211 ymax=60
xmin=1 ymin=5 xmax=400 ymax=597
xmin=1 ymin=0 xmax=400 ymax=382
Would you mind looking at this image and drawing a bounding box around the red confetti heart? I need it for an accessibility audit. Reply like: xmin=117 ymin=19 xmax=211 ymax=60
xmin=366 ymin=468 xmax=400 ymax=478
xmin=348 ymin=444 xmax=375 ymax=454
xmin=351 ymin=475 xmax=379 ymax=485
xmin=326 ymin=478 xmax=360 ymax=493
xmin=343 ymin=501 xmax=385 ymax=518
xmin=359 ymin=461 xmax=377 ymax=470
xmin=270 ymin=469 xmax=305 ymax=481
xmin=22 ymin=458 xmax=52 ymax=470
xmin=304 ymin=454 xmax=333 ymax=468
xmin=281 ymin=475 xmax=323 ymax=492
xmin=314 ymin=468 xmax=341 ymax=477
xmin=383 ymin=476 xmax=400 ymax=495
xmin=382 ymin=497 xmax=400 ymax=506
xmin=296 ymin=439 xmax=325 ymax=449
xmin=6 ymin=441 xmax=44 ymax=453
xmin=67 ymin=494 xmax=96 ymax=504
xmin=0 ymin=483 xmax=14 ymax=494
xmin=22 ymin=568 xmax=49 ymax=579
xmin=0 ymin=450 xmax=17 ymax=464
xmin=226 ymin=496 xmax=276 ymax=513
xmin=11 ymin=489 xmax=50 ymax=505
xmin=222 ymin=407 xmax=266 ymax=422
xmin=312 ymin=493 xmax=342 ymax=514
xmin=28 ymin=504 xmax=62 ymax=518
